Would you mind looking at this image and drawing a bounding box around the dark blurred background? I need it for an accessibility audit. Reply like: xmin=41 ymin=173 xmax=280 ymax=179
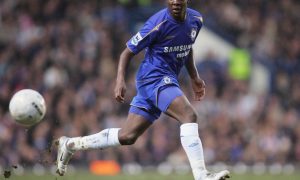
xmin=0 ymin=0 xmax=299 ymax=176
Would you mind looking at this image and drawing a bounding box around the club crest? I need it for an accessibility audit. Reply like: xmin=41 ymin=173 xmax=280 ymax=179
xmin=163 ymin=76 xmax=171 ymax=84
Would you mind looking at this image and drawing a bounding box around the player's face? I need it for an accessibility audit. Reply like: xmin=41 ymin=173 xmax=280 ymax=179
xmin=168 ymin=0 xmax=188 ymax=21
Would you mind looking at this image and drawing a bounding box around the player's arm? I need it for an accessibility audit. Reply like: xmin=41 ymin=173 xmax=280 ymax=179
xmin=114 ymin=47 xmax=135 ymax=103
xmin=115 ymin=16 xmax=161 ymax=103
xmin=185 ymin=48 xmax=206 ymax=101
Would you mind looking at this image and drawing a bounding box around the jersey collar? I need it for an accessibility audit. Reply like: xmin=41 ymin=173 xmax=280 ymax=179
xmin=166 ymin=8 xmax=187 ymax=24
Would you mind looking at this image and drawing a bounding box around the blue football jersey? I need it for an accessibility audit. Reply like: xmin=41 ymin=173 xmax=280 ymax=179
xmin=127 ymin=8 xmax=203 ymax=81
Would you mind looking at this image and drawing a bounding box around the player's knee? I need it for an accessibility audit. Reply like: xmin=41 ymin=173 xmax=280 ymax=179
xmin=118 ymin=132 xmax=138 ymax=145
xmin=189 ymin=110 xmax=198 ymax=123
xmin=185 ymin=107 xmax=198 ymax=123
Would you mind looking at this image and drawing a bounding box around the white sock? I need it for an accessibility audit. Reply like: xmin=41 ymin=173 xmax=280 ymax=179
xmin=66 ymin=128 xmax=121 ymax=151
xmin=180 ymin=123 xmax=207 ymax=180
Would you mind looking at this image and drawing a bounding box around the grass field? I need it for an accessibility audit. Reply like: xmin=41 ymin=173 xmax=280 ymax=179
xmin=3 ymin=172 xmax=299 ymax=180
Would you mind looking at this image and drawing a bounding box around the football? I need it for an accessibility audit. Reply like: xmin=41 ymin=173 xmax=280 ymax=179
xmin=9 ymin=89 xmax=46 ymax=126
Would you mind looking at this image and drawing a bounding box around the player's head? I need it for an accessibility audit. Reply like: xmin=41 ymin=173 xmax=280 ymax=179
xmin=167 ymin=0 xmax=188 ymax=21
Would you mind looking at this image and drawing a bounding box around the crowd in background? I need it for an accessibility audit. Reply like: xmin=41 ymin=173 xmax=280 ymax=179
xmin=0 ymin=0 xmax=299 ymax=171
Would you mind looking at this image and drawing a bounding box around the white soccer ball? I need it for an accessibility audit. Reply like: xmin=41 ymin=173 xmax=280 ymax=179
xmin=9 ymin=89 xmax=46 ymax=126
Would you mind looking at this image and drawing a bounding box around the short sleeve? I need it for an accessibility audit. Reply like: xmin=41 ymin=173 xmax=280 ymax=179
xmin=126 ymin=20 xmax=165 ymax=54
xmin=192 ymin=15 xmax=203 ymax=41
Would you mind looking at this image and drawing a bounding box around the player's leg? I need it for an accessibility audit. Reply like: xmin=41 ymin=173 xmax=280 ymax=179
xmin=159 ymin=88 xmax=207 ymax=179
xmin=55 ymin=110 xmax=152 ymax=176
xmin=118 ymin=110 xmax=153 ymax=145
xmin=66 ymin=112 xmax=152 ymax=150
xmin=158 ymin=86 xmax=229 ymax=180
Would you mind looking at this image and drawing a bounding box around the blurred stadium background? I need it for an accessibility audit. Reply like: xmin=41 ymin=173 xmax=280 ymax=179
xmin=0 ymin=0 xmax=300 ymax=179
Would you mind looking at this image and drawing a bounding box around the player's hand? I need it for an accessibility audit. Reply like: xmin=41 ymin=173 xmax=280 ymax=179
xmin=191 ymin=78 xmax=205 ymax=101
xmin=114 ymin=79 xmax=126 ymax=103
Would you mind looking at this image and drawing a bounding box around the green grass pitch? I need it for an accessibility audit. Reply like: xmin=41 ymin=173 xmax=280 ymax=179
xmin=4 ymin=172 xmax=300 ymax=180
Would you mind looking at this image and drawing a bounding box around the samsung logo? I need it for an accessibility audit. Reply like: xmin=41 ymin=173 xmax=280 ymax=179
xmin=164 ymin=44 xmax=193 ymax=53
